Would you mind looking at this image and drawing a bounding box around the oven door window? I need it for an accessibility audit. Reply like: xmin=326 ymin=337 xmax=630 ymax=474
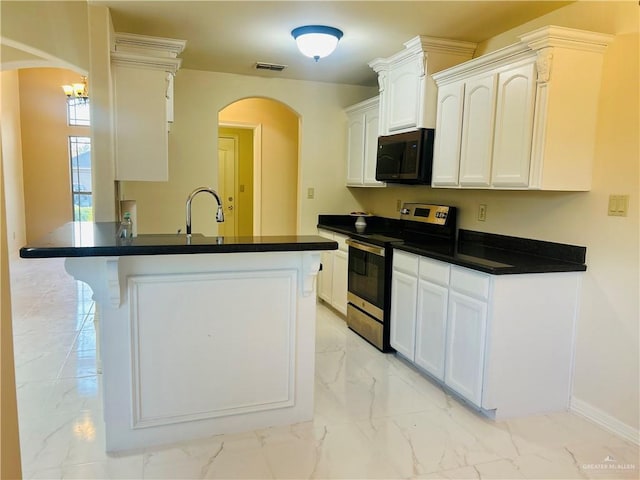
xmin=348 ymin=247 xmax=385 ymax=309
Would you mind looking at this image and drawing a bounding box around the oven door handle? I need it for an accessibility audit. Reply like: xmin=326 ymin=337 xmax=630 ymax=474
xmin=346 ymin=239 xmax=385 ymax=257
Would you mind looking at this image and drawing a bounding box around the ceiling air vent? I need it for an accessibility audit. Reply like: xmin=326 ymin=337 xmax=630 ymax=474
xmin=255 ymin=62 xmax=287 ymax=72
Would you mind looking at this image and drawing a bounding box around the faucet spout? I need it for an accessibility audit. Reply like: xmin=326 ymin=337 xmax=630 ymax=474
xmin=186 ymin=187 xmax=224 ymax=237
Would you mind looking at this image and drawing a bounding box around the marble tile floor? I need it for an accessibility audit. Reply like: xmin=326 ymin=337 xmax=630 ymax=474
xmin=9 ymin=256 xmax=639 ymax=479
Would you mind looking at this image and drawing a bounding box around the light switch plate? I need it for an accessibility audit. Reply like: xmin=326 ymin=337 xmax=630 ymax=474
xmin=307 ymin=187 xmax=315 ymax=199
xmin=608 ymin=194 xmax=629 ymax=217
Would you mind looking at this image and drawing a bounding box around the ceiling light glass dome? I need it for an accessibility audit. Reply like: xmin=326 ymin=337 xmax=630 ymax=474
xmin=291 ymin=25 xmax=343 ymax=62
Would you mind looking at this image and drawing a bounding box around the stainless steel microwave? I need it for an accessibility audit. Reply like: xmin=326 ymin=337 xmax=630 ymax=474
xmin=375 ymin=128 xmax=435 ymax=184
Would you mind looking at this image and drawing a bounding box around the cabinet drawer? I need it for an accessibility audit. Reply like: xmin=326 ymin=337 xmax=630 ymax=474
xmin=450 ymin=266 xmax=490 ymax=300
xmin=419 ymin=257 xmax=450 ymax=286
xmin=393 ymin=251 xmax=419 ymax=276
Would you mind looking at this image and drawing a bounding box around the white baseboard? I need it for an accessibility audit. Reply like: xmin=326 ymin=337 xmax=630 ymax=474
xmin=571 ymin=397 xmax=639 ymax=445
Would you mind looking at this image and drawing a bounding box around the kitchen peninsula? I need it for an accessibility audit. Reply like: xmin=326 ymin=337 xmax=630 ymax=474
xmin=20 ymin=222 xmax=338 ymax=452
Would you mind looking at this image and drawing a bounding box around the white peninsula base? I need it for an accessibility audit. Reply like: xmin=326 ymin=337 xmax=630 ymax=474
xmin=65 ymin=251 xmax=321 ymax=453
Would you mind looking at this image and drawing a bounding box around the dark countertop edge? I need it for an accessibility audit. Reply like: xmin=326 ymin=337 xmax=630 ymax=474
xmin=394 ymin=243 xmax=587 ymax=275
xmin=458 ymin=229 xmax=587 ymax=265
xmin=20 ymin=240 xmax=339 ymax=259
xmin=318 ymin=222 xmax=587 ymax=275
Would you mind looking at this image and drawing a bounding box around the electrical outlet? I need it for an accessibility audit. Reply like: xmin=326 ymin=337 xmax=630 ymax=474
xmin=307 ymin=187 xmax=315 ymax=199
xmin=478 ymin=204 xmax=487 ymax=221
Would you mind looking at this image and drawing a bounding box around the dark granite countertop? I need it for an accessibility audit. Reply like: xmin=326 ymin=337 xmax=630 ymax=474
xmin=20 ymin=222 xmax=338 ymax=259
xmin=318 ymin=217 xmax=586 ymax=275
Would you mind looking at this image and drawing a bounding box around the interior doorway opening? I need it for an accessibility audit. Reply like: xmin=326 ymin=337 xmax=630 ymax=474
xmin=218 ymin=97 xmax=299 ymax=236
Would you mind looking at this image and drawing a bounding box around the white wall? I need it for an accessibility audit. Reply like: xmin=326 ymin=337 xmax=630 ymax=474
xmin=121 ymin=69 xmax=376 ymax=236
xmin=0 ymin=70 xmax=26 ymax=255
xmin=87 ymin=5 xmax=116 ymax=222
xmin=0 ymin=0 xmax=89 ymax=73
xmin=354 ymin=1 xmax=639 ymax=439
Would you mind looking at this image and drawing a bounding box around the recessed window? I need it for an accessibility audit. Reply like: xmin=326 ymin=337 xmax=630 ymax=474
xmin=67 ymin=98 xmax=90 ymax=126
xmin=69 ymin=136 xmax=93 ymax=221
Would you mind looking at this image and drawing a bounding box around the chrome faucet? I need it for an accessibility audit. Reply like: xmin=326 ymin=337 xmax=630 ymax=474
xmin=185 ymin=187 xmax=224 ymax=237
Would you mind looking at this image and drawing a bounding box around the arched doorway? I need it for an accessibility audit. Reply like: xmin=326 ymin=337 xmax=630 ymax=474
xmin=1 ymin=41 xmax=90 ymax=479
xmin=218 ymin=97 xmax=299 ymax=236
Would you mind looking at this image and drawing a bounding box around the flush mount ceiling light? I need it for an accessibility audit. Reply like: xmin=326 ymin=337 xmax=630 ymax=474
xmin=62 ymin=76 xmax=89 ymax=102
xmin=291 ymin=25 xmax=343 ymax=62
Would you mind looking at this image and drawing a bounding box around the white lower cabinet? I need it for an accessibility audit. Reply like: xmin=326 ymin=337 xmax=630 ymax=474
xmin=332 ymin=249 xmax=348 ymax=315
xmin=391 ymin=252 xmax=449 ymax=376
xmin=390 ymin=269 xmax=418 ymax=360
xmin=390 ymin=249 xmax=581 ymax=419
xmin=317 ymin=229 xmax=348 ymax=315
xmin=415 ymin=279 xmax=449 ymax=381
xmin=444 ymin=290 xmax=488 ymax=406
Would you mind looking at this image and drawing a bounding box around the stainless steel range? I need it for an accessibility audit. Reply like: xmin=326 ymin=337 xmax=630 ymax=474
xmin=346 ymin=203 xmax=457 ymax=352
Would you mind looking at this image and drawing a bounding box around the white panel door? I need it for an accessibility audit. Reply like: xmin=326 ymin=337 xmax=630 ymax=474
xmin=491 ymin=62 xmax=537 ymax=187
xmin=346 ymin=114 xmax=365 ymax=185
xmin=415 ymin=280 xmax=449 ymax=380
xmin=432 ymin=82 xmax=465 ymax=186
xmin=459 ymin=74 xmax=497 ymax=187
xmin=390 ymin=269 xmax=419 ymax=360
xmin=445 ymin=291 xmax=488 ymax=407
xmin=387 ymin=57 xmax=422 ymax=132
xmin=363 ymin=108 xmax=383 ymax=186
xmin=332 ymin=249 xmax=349 ymax=315
xmin=218 ymin=136 xmax=237 ymax=236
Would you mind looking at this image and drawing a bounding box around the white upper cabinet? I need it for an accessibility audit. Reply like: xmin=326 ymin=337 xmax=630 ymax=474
xmin=385 ymin=56 xmax=423 ymax=132
xmin=432 ymin=25 xmax=613 ymax=191
xmin=432 ymin=82 xmax=465 ymax=186
xmin=459 ymin=73 xmax=498 ymax=187
xmin=370 ymin=36 xmax=476 ymax=136
xmin=111 ymin=33 xmax=186 ymax=182
xmin=491 ymin=62 xmax=537 ymax=187
xmin=345 ymin=97 xmax=384 ymax=187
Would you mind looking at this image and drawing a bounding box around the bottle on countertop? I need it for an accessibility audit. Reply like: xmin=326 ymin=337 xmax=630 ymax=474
xmin=117 ymin=212 xmax=133 ymax=241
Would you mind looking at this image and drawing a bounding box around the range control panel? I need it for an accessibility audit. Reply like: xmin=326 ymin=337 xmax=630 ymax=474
xmin=399 ymin=203 xmax=452 ymax=226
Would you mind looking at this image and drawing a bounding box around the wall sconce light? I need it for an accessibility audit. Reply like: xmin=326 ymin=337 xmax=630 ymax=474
xmin=291 ymin=25 xmax=343 ymax=62
xmin=62 ymin=76 xmax=89 ymax=102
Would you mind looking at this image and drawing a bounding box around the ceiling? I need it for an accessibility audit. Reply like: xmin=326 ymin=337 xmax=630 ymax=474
xmin=92 ymin=1 xmax=572 ymax=86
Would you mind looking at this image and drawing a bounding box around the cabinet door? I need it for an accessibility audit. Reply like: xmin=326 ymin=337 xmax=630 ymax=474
xmin=318 ymin=250 xmax=333 ymax=303
xmin=390 ymin=269 xmax=418 ymax=360
xmin=445 ymin=291 xmax=488 ymax=406
xmin=459 ymin=74 xmax=497 ymax=187
xmin=491 ymin=62 xmax=536 ymax=187
xmin=415 ymin=279 xmax=448 ymax=380
xmin=114 ymin=65 xmax=169 ymax=181
xmin=432 ymin=82 xmax=465 ymax=186
xmin=317 ymin=230 xmax=334 ymax=303
xmin=346 ymin=113 xmax=365 ymax=186
xmin=387 ymin=57 xmax=422 ymax=132
xmin=363 ymin=109 xmax=384 ymax=186
xmin=332 ymin=249 xmax=349 ymax=315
